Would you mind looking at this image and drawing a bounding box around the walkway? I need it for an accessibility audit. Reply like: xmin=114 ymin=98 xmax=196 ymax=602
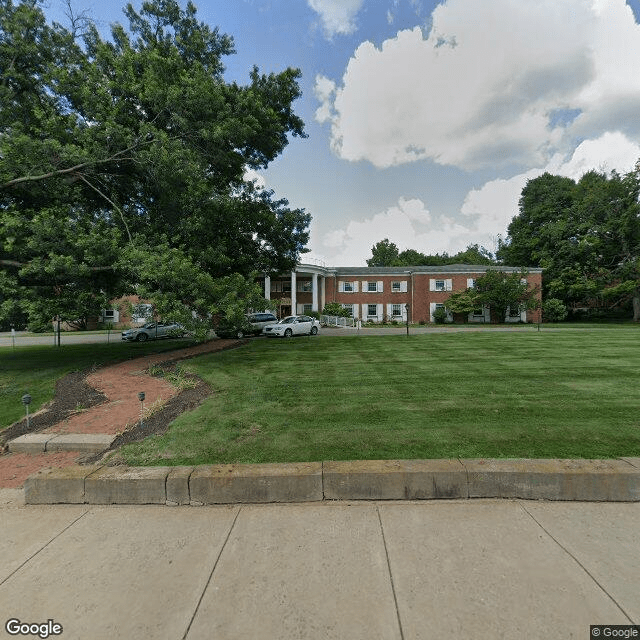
xmin=0 ymin=491 xmax=638 ymax=639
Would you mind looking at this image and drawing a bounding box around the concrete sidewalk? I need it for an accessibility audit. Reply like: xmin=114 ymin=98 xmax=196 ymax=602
xmin=1 ymin=489 xmax=638 ymax=640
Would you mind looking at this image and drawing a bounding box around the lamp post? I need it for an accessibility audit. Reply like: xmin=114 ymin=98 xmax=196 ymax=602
xmin=22 ymin=393 xmax=32 ymax=428
xmin=405 ymin=304 xmax=410 ymax=336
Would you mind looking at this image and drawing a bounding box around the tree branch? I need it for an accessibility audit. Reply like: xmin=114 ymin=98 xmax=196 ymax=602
xmin=1 ymin=259 xmax=115 ymax=271
xmin=76 ymin=174 xmax=133 ymax=243
xmin=1 ymin=140 xmax=151 ymax=189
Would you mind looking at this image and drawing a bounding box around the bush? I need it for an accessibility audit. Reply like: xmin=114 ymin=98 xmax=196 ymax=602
xmin=543 ymin=298 xmax=568 ymax=322
xmin=432 ymin=307 xmax=448 ymax=324
xmin=322 ymin=302 xmax=351 ymax=318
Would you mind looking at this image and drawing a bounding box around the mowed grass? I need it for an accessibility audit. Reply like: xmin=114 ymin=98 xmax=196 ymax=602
xmin=117 ymin=328 xmax=640 ymax=465
xmin=0 ymin=340 xmax=198 ymax=430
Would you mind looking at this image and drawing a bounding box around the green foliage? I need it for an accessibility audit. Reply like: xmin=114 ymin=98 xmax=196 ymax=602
xmin=499 ymin=169 xmax=640 ymax=319
xmin=446 ymin=270 xmax=538 ymax=323
xmin=0 ymin=0 xmax=310 ymax=333
xmin=543 ymin=298 xmax=568 ymax=322
xmin=367 ymin=239 xmax=495 ymax=267
xmin=431 ymin=306 xmax=448 ymax=324
xmin=322 ymin=302 xmax=351 ymax=318
xmin=367 ymin=239 xmax=400 ymax=266
xmin=444 ymin=288 xmax=481 ymax=315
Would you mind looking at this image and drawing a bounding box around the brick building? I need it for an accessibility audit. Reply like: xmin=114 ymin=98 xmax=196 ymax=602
xmin=261 ymin=263 xmax=543 ymax=324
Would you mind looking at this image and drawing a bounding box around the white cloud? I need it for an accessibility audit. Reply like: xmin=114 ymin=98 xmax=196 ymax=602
xmin=315 ymin=132 xmax=640 ymax=266
xmin=460 ymin=131 xmax=640 ymax=246
xmin=315 ymin=0 xmax=640 ymax=170
xmin=307 ymin=0 xmax=365 ymax=38
xmin=316 ymin=197 xmax=477 ymax=266
xmin=243 ymin=168 xmax=266 ymax=190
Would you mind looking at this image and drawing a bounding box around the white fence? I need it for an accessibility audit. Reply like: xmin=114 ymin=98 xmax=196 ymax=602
xmin=321 ymin=315 xmax=358 ymax=328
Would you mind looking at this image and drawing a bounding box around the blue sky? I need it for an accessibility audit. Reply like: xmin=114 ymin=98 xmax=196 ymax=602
xmin=46 ymin=0 xmax=640 ymax=266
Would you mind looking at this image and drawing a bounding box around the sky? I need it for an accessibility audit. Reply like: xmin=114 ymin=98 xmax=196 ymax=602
xmin=45 ymin=0 xmax=640 ymax=267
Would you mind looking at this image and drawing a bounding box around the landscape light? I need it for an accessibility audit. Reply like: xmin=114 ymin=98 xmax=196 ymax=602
xmin=21 ymin=393 xmax=32 ymax=428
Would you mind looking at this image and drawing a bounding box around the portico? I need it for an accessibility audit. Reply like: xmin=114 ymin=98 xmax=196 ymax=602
xmin=263 ymin=264 xmax=327 ymax=318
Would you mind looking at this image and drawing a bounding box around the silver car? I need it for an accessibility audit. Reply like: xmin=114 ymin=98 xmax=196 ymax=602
xmin=121 ymin=322 xmax=185 ymax=342
xmin=262 ymin=315 xmax=320 ymax=338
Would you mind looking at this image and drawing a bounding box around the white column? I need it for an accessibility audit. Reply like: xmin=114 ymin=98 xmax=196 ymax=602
xmin=312 ymin=273 xmax=319 ymax=312
xmin=291 ymin=271 xmax=297 ymax=315
xmin=264 ymin=276 xmax=271 ymax=305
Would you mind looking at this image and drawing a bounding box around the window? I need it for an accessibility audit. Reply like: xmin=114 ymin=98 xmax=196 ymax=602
xmin=298 ymin=280 xmax=312 ymax=292
xmin=283 ymin=281 xmax=292 ymax=293
xmin=344 ymin=281 xmax=353 ymax=292
xmin=271 ymin=281 xmax=282 ymax=293
xmin=391 ymin=304 xmax=402 ymax=317
xmin=472 ymin=308 xmax=484 ymax=317
xmin=509 ymin=306 xmax=521 ymax=317
xmin=430 ymin=278 xmax=452 ymax=292
xmin=342 ymin=304 xmax=354 ymax=317
xmin=303 ymin=304 xmax=313 ymax=314
xmin=367 ymin=304 xmax=377 ymax=317
xmin=392 ymin=281 xmax=401 ymax=292
xmin=367 ymin=281 xmax=378 ymax=292
xmin=103 ymin=309 xmax=115 ymax=318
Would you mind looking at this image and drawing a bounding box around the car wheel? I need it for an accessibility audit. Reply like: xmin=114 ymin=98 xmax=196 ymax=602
xmin=136 ymin=333 xmax=148 ymax=342
xmin=284 ymin=328 xmax=293 ymax=338
xmin=310 ymin=326 xmax=318 ymax=335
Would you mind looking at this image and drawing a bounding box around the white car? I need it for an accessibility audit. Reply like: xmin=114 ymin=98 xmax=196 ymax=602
xmin=262 ymin=315 xmax=320 ymax=338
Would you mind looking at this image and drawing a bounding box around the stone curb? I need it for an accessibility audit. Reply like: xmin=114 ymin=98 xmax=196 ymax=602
xmin=8 ymin=433 xmax=116 ymax=454
xmin=22 ymin=458 xmax=640 ymax=505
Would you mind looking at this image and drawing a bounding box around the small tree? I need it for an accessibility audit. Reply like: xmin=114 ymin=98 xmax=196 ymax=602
xmin=447 ymin=270 xmax=538 ymax=323
xmin=543 ymin=298 xmax=568 ymax=322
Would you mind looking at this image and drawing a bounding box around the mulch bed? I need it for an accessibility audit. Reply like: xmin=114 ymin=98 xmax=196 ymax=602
xmin=88 ymin=364 xmax=212 ymax=463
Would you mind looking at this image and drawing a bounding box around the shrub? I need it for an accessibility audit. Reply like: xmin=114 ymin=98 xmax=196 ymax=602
xmin=322 ymin=302 xmax=351 ymax=318
xmin=543 ymin=298 xmax=568 ymax=322
xmin=432 ymin=307 xmax=448 ymax=324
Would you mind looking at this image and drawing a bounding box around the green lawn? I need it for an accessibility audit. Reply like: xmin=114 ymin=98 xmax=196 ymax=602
xmin=117 ymin=328 xmax=640 ymax=465
xmin=0 ymin=340 xmax=198 ymax=429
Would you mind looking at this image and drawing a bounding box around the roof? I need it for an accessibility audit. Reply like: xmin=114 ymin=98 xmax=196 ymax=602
xmin=325 ymin=264 xmax=543 ymax=276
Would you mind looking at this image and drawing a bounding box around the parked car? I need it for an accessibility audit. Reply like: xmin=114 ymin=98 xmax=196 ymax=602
xmin=262 ymin=315 xmax=320 ymax=338
xmin=121 ymin=322 xmax=185 ymax=342
xmin=247 ymin=312 xmax=278 ymax=333
xmin=215 ymin=312 xmax=278 ymax=339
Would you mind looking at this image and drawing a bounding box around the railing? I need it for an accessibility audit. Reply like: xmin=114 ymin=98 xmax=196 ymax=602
xmin=321 ymin=315 xmax=357 ymax=328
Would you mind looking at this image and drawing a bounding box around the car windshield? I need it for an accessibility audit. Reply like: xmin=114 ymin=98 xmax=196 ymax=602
xmin=142 ymin=323 xmax=155 ymax=329
xmin=281 ymin=317 xmax=296 ymax=324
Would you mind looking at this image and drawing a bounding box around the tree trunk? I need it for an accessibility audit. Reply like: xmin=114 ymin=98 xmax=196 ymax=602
xmin=633 ymin=291 xmax=640 ymax=322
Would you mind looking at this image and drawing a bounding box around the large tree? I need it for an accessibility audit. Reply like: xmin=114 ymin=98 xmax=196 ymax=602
xmin=0 ymin=0 xmax=310 ymax=334
xmin=498 ymin=169 xmax=640 ymax=320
